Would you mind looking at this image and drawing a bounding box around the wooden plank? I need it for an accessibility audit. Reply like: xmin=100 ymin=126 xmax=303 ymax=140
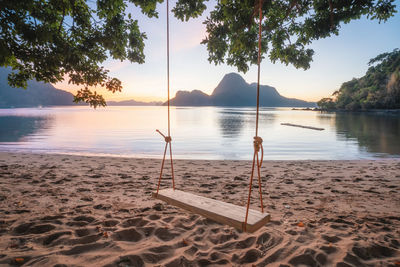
xmin=281 ymin=123 xmax=324 ymax=131
xmin=152 ymin=188 xmax=270 ymax=233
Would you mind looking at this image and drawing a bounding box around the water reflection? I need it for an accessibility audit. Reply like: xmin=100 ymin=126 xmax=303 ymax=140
xmin=217 ymin=109 xmax=276 ymax=138
xmin=0 ymin=116 xmax=51 ymax=142
xmin=218 ymin=110 xmax=245 ymax=138
xmin=258 ymin=111 xmax=277 ymax=126
xmin=0 ymin=107 xmax=399 ymax=159
xmin=334 ymin=113 xmax=400 ymax=155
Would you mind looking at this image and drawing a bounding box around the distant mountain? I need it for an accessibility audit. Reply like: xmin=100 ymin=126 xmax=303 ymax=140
xmin=107 ymin=99 xmax=163 ymax=106
xmin=0 ymin=67 xmax=162 ymax=107
xmin=1 ymin=68 xmax=315 ymax=108
xmin=0 ymin=67 xmax=76 ymax=108
xmin=169 ymin=90 xmax=211 ymax=106
xmin=168 ymin=73 xmax=315 ymax=107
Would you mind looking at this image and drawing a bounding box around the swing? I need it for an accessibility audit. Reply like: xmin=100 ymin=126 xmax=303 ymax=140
xmin=152 ymin=0 xmax=270 ymax=233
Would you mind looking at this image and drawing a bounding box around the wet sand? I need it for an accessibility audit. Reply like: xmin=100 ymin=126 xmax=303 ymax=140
xmin=0 ymin=152 xmax=399 ymax=266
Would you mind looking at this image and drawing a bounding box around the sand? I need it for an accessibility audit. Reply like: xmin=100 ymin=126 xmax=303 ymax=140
xmin=0 ymin=152 xmax=399 ymax=266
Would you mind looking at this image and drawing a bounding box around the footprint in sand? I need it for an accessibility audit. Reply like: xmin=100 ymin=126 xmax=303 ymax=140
xmin=112 ymin=228 xmax=142 ymax=242
xmin=75 ymin=228 xmax=91 ymax=237
xmin=239 ymin=248 xmax=262 ymax=264
xmin=42 ymin=231 xmax=72 ymax=246
xmin=66 ymin=216 xmax=96 ymax=227
xmin=154 ymin=227 xmax=180 ymax=241
xmin=122 ymin=217 xmax=149 ymax=227
xmin=13 ymin=223 xmax=55 ymax=235
xmin=110 ymin=255 xmax=144 ymax=267
xmin=288 ymin=252 xmax=319 ymax=267
xmin=351 ymin=243 xmax=396 ymax=260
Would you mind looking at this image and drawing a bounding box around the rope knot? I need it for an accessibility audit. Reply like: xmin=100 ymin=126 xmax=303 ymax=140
xmin=156 ymin=129 xmax=171 ymax=143
xmin=253 ymin=136 xmax=263 ymax=152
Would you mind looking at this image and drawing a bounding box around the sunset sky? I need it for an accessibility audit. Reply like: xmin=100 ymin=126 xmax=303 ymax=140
xmin=54 ymin=0 xmax=400 ymax=103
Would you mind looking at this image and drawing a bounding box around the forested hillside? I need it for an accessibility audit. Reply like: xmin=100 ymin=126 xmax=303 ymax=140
xmin=318 ymin=49 xmax=400 ymax=110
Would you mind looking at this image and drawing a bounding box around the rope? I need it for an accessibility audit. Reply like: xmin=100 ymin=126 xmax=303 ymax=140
xmin=156 ymin=0 xmax=175 ymax=196
xmin=255 ymin=0 xmax=262 ymax=137
xmin=254 ymin=136 xmax=264 ymax=167
xmin=156 ymin=0 xmax=264 ymax=232
xmin=243 ymin=0 xmax=265 ymax=232
xmin=167 ymin=0 xmax=170 ymax=137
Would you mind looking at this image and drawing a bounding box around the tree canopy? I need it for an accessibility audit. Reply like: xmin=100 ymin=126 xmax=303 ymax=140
xmin=318 ymin=49 xmax=400 ymax=110
xmin=0 ymin=0 xmax=397 ymax=107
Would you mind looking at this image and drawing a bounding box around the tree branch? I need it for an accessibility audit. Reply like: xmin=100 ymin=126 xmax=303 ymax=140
xmin=329 ymin=0 xmax=334 ymax=30
xmin=59 ymin=8 xmax=65 ymax=33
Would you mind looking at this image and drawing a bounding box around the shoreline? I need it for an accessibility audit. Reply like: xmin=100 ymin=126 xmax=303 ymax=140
xmin=0 ymin=152 xmax=399 ymax=266
xmin=292 ymin=107 xmax=400 ymax=113
xmin=1 ymin=150 xmax=399 ymax=161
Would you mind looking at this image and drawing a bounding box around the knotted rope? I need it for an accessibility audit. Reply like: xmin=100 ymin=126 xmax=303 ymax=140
xmin=243 ymin=0 xmax=265 ymax=232
xmin=253 ymin=136 xmax=264 ymax=167
xmin=155 ymin=0 xmax=175 ymax=196
xmin=156 ymin=129 xmax=172 ymax=143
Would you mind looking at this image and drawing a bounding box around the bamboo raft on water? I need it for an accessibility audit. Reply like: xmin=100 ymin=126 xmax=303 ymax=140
xmin=281 ymin=123 xmax=325 ymax=131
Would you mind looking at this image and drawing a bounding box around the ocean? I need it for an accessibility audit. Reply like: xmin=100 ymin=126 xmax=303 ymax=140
xmin=0 ymin=106 xmax=399 ymax=160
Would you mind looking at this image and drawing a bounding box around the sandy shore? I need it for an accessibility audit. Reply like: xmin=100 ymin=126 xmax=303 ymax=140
xmin=0 ymin=152 xmax=399 ymax=266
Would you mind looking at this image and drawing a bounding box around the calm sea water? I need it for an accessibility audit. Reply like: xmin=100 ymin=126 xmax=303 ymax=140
xmin=0 ymin=106 xmax=399 ymax=160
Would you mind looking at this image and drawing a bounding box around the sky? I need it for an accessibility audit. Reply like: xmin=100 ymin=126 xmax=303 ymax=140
xmin=54 ymin=0 xmax=400 ymax=102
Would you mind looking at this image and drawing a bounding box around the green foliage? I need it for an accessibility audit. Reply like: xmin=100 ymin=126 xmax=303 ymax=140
xmin=0 ymin=0 xmax=397 ymax=107
xmin=0 ymin=0 xmax=154 ymax=107
xmin=173 ymin=0 xmax=208 ymax=21
xmin=200 ymin=0 xmax=397 ymax=72
xmin=317 ymin=97 xmax=335 ymax=110
xmin=319 ymin=49 xmax=400 ymax=110
xmin=73 ymin=87 xmax=106 ymax=108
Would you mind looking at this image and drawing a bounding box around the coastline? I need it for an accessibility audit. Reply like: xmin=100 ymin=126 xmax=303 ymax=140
xmin=292 ymin=107 xmax=400 ymax=113
xmin=0 ymin=152 xmax=399 ymax=266
xmin=310 ymin=108 xmax=400 ymax=114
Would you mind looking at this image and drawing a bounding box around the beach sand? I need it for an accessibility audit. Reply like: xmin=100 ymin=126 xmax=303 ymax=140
xmin=0 ymin=152 xmax=399 ymax=266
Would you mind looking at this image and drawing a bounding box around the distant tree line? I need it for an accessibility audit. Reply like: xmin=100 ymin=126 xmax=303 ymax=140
xmin=318 ymin=49 xmax=400 ymax=110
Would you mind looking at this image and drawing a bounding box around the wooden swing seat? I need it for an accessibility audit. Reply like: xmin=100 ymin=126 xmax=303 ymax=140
xmin=152 ymin=188 xmax=270 ymax=233
xmin=153 ymin=0 xmax=270 ymax=233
